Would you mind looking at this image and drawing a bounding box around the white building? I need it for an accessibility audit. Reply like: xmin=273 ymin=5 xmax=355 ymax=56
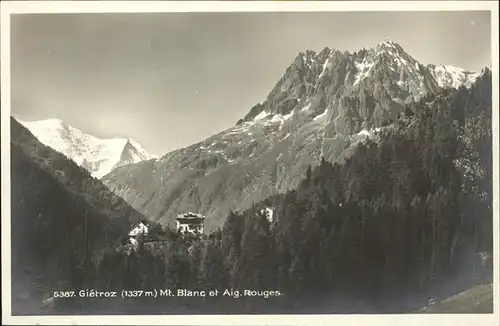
xmin=128 ymin=221 xmax=149 ymax=237
xmin=176 ymin=212 xmax=205 ymax=235
xmin=260 ymin=207 xmax=274 ymax=223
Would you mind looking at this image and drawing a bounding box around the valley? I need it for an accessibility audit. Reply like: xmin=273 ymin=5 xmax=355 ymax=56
xmin=10 ymin=40 xmax=494 ymax=315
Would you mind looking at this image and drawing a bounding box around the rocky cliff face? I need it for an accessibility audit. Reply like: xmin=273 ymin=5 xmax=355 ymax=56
xmin=102 ymin=40 xmax=485 ymax=232
xmin=243 ymin=41 xmax=440 ymax=135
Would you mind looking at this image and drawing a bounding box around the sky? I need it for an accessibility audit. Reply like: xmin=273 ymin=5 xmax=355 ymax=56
xmin=11 ymin=11 xmax=492 ymax=156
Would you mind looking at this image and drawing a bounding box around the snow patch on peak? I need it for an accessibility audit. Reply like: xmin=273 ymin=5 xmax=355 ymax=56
xmin=253 ymin=110 xmax=271 ymax=121
xmin=436 ymin=64 xmax=465 ymax=75
xmin=373 ymin=40 xmax=405 ymax=54
xmin=313 ymin=109 xmax=329 ymax=121
xmin=301 ymin=103 xmax=311 ymax=112
xmin=351 ymin=127 xmax=383 ymax=143
xmin=354 ymin=60 xmax=375 ymax=86
xmin=251 ymin=109 xmax=295 ymax=126
xmin=378 ymin=40 xmax=400 ymax=48
xmin=318 ymin=51 xmax=334 ymax=80
xmin=282 ymin=110 xmax=295 ymax=121
xmin=357 ymin=129 xmax=371 ymax=137
xmin=270 ymin=110 xmax=295 ymax=124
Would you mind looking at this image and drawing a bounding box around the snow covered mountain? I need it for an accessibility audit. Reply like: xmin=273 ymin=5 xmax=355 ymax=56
xmin=427 ymin=64 xmax=482 ymax=89
xmin=18 ymin=118 xmax=156 ymax=178
xmin=102 ymin=40 xmax=489 ymax=231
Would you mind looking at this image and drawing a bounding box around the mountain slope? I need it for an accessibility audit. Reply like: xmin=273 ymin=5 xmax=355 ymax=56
xmin=419 ymin=284 xmax=493 ymax=313
xmin=102 ymin=41 xmax=486 ymax=232
xmin=10 ymin=117 xmax=146 ymax=314
xmin=18 ymin=118 xmax=155 ymax=178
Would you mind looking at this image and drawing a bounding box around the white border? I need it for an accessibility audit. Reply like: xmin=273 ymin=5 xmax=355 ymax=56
xmin=1 ymin=1 xmax=498 ymax=325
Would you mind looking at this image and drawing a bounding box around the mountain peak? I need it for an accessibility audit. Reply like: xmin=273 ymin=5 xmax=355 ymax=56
xmin=377 ymin=39 xmax=401 ymax=47
xmin=18 ymin=118 xmax=155 ymax=178
xmin=295 ymin=47 xmax=340 ymax=64
xmin=369 ymin=40 xmax=407 ymax=56
xmin=42 ymin=118 xmax=64 ymax=124
xmin=427 ymin=64 xmax=482 ymax=89
xmin=18 ymin=118 xmax=65 ymax=128
xmin=125 ymin=137 xmax=158 ymax=159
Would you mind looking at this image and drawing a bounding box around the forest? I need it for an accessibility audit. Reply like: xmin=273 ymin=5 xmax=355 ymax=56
xmin=47 ymin=70 xmax=493 ymax=314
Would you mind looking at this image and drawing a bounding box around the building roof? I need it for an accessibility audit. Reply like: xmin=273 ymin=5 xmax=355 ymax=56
xmin=128 ymin=221 xmax=149 ymax=236
xmin=176 ymin=212 xmax=205 ymax=220
xmin=131 ymin=221 xmax=148 ymax=228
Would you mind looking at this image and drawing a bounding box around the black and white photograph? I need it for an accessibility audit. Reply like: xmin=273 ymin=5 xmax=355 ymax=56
xmin=1 ymin=1 xmax=499 ymax=325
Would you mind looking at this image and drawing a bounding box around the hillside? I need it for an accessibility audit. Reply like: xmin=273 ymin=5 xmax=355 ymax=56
xmin=420 ymin=284 xmax=493 ymax=313
xmin=10 ymin=117 xmax=146 ymax=314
